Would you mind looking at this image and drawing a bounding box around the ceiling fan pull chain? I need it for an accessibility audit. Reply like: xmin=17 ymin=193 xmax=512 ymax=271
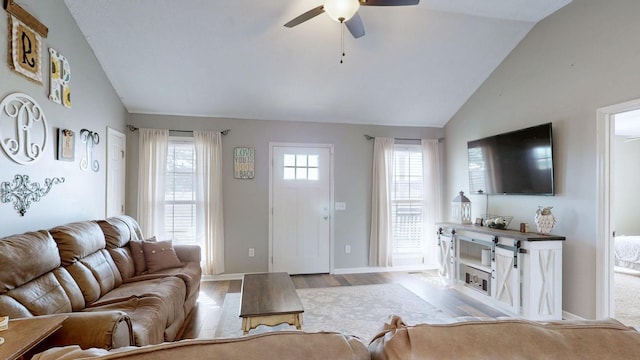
xmin=340 ymin=23 xmax=345 ymax=64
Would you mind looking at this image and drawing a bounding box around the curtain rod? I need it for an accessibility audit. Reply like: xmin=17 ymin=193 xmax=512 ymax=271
xmin=126 ymin=125 xmax=230 ymax=136
xmin=364 ymin=134 xmax=444 ymax=142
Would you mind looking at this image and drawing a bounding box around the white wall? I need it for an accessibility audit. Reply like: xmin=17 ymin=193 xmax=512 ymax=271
xmin=126 ymin=114 xmax=443 ymax=273
xmin=444 ymin=0 xmax=640 ymax=318
xmin=0 ymin=1 xmax=127 ymax=237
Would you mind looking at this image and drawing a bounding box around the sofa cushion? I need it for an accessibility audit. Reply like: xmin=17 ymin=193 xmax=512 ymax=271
xmin=65 ymin=250 xmax=123 ymax=305
xmin=4 ymin=272 xmax=73 ymax=316
xmin=91 ymin=277 xmax=187 ymax=328
xmin=50 ymin=221 xmax=107 ymax=266
xmin=98 ymin=215 xmax=144 ymax=249
xmin=142 ymin=240 xmax=183 ymax=273
xmin=0 ymin=230 xmax=60 ymax=292
xmin=84 ymin=296 xmax=170 ymax=346
xmin=0 ymin=294 xmax=32 ymax=318
xmin=53 ymin=267 xmax=86 ymax=311
xmin=108 ymin=247 xmax=136 ymax=281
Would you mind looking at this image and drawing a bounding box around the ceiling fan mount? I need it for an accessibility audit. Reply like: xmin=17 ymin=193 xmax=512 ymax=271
xmin=284 ymin=0 xmax=420 ymax=39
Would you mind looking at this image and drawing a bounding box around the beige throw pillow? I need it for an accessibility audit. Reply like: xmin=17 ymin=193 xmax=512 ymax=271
xmin=129 ymin=236 xmax=156 ymax=275
xmin=142 ymin=239 xmax=183 ymax=273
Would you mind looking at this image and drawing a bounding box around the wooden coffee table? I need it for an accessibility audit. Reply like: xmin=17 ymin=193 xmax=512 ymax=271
xmin=239 ymin=272 xmax=304 ymax=334
xmin=0 ymin=315 xmax=67 ymax=360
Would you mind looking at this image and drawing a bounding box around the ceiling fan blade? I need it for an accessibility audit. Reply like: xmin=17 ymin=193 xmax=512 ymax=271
xmin=284 ymin=5 xmax=325 ymax=27
xmin=359 ymin=0 xmax=419 ymax=5
xmin=345 ymin=13 xmax=365 ymax=38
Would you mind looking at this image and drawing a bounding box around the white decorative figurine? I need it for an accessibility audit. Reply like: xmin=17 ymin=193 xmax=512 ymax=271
xmin=535 ymin=206 xmax=556 ymax=235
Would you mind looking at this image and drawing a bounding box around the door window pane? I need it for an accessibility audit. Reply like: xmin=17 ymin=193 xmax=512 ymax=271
xmin=283 ymin=153 xmax=319 ymax=181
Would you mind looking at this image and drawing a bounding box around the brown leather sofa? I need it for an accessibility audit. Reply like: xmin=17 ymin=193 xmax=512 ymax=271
xmin=32 ymin=331 xmax=370 ymax=360
xmin=32 ymin=316 xmax=640 ymax=359
xmin=0 ymin=215 xmax=201 ymax=350
xmin=369 ymin=316 xmax=640 ymax=359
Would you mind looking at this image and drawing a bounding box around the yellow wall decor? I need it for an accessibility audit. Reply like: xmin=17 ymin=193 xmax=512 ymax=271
xmin=49 ymin=48 xmax=71 ymax=108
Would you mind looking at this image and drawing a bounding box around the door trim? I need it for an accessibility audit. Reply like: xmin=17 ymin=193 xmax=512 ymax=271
xmin=596 ymin=98 xmax=640 ymax=319
xmin=268 ymin=142 xmax=335 ymax=273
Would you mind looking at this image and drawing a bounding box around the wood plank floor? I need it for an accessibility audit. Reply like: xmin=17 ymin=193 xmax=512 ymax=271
xmin=178 ymin=271 xmax=507 ymax=340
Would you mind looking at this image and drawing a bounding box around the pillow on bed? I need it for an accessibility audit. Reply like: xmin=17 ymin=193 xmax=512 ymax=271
xmin=142 ymin=239 xmax=183 ymax=273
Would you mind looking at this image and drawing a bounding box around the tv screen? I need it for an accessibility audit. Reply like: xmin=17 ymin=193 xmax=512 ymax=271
xmin=467 ymin=123 xmax=555 ymax=195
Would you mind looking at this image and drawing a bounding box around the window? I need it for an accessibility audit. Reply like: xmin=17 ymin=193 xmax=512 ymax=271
xmin=283 ymin=153 xmax=319 ymax=180
xmin=391 ymin=145 xmax=424 ymax=255
xmin=165 ymin=137 xmax=197 ymax=244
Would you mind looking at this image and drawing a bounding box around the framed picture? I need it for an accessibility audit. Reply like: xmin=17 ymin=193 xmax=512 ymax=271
xmin=58 ymin=128 xmax=75 ymax=161
xmin=233 ymin=147 xmax=255 ymax=179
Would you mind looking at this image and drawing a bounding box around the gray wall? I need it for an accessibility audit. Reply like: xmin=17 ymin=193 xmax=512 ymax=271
xmin=0 ymin=1 xmax=127 ymax=237
xmin=126 ymin=114 xmax=443 ymax=273
xmin=614 ymin=136 xmax=640 ymax=235
xmin=444 ymin=0 xmax=640 ymax=319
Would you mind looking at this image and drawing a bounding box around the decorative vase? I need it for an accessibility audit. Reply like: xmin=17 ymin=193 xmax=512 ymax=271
xmin=535 ymin=206 xmax=556 ymax=235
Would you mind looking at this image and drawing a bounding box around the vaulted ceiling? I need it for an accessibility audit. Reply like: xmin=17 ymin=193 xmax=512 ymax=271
xmin=64 ymin=0 xmax=571 ymax=127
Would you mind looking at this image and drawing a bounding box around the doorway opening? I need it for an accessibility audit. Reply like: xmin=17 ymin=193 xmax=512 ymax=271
xmin=596 ymin=99 xmax=640 ymax=324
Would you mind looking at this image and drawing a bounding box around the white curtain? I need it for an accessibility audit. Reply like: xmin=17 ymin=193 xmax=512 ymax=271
xmin=137 ymin=128 xmax=169 ymax=238
xmin=194 ymin=131 xmax=225 ymax=275
xmin=422 ymin=139 xmax=443 ymax=267
xmin=369 ymin=137 xmax=395 ymax=267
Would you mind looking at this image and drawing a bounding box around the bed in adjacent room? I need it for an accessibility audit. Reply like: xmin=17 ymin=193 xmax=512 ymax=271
xmin=615 ymin=235 xmax=640 ymax=272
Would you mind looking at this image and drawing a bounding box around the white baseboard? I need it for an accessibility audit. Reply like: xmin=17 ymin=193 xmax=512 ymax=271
xmin=332 ymin=265 xmax=437 ymax=275
xmin=562 ymin=310 xmax=585 ymax=320
xmin=202 ymin=266 xmax=438 ymax=281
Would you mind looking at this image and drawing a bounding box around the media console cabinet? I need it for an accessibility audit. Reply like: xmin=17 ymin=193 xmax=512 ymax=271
xmin=437 ymin=222 xmax=565 ymax=320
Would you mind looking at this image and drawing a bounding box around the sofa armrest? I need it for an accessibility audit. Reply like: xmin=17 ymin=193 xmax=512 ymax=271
xmin=39 ymin=311 xmax=133 ymax=350
xmin=174 ymin=244 xmax=201 ymax=263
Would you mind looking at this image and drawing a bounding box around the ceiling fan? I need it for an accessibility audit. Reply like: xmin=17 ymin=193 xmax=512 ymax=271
xmin=284 ymin=0 xmax=420 ymax=39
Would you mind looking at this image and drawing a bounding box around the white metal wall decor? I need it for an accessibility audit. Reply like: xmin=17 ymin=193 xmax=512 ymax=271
xmin=49 ymin=48 xmax=71 ymax=108
xmin=0 ymin=93 xmax=48 ymax=164
xmin=0 ymin=174 xmax=65 ymax=216
xmin=80 ymin=128 xmax=99 ymax=172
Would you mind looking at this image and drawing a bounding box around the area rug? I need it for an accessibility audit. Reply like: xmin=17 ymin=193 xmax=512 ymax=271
xmin=615 ymin=271 xmax=640 ymax=328
xmin=215 ymin=283 xmax=449 ymax=341
xmin=409 ymin=269 xmax=450 ymax=288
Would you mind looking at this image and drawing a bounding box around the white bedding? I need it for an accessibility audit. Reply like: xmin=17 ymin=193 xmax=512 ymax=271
xmin=615 ymin=235 xmax=640 ymax=271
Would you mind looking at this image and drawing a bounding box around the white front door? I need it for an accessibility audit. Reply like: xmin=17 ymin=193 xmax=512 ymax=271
xmin=270 ymin=144 xmax=332 ymax=274
xmin=106 ymin=127 xmax=126 ymax=217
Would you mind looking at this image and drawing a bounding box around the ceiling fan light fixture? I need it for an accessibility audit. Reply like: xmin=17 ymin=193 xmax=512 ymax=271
xmin=324 ymin=0 xmax=360 ymax=23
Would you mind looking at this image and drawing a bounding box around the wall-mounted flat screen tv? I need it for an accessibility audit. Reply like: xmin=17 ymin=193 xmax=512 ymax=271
xmin=467 ymin=122 xmax=555 ymax=195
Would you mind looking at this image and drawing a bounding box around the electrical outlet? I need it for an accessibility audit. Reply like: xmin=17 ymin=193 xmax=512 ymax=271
xmin=345 ymin=245 xmax=351 ymax=254
xmin=249 ymin=248 xmax=255 ymax=257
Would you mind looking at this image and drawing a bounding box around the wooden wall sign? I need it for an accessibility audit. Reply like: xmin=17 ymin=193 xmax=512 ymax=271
xmin=234 ymin=147 xmax=255 ymax=179
xmin=5 ymin=0 xmax=48 ymax=83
